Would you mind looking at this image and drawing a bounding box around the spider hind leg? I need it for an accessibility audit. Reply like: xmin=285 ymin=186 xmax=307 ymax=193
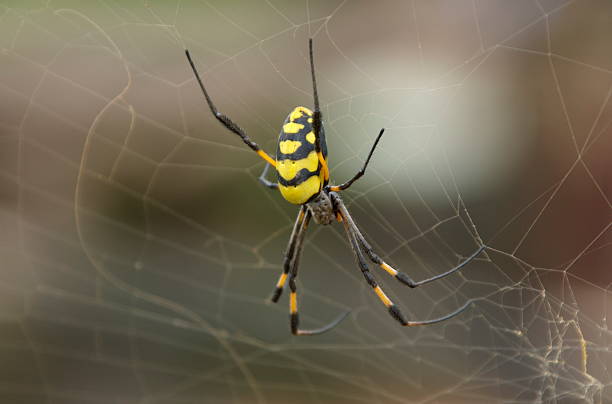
xmin=334 ymin=194 xmax=485 ymax=288
xmin=271 ymin=206 xmax=349 ymax=335
xmin=332 ymin=192 xmax=473 ymax=327
xmin=270 ymin=207 xmax=306 ymax=303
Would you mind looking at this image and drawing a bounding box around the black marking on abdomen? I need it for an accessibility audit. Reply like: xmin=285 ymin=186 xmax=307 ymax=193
xmin=277 ymin=167 xmax=321 ymax=187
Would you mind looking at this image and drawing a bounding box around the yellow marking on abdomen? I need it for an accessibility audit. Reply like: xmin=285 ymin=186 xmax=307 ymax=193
xmin=279 ymin=176 xmax=321 ymax=205
xmin=289 ymin=107 xmax=307 ymax=121
xmin=306 ymin=131 xmax=315 ymax=144
xmin=277 ymin=151 xmax=318 ymax=181
xmin=381 ymin=263 xmax=398 ymax=276
xmin=279 ymin=140 xmax=302 ymax=154
xmin=374 ymin=286 xmax=393 ymax=307
xmin=289 ymin=106 xmax=312 ymax=121
xmin=290 ymin=292 xmax=297 ymax=314
xmin=283 ymin=122 xmax=304 ymax=133
xmin=276 ymin=273 xmax=288 ymax=288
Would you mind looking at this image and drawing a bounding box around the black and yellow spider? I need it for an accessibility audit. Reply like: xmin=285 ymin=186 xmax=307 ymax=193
xmin=185 ymin=39 xmax=485 ymax=336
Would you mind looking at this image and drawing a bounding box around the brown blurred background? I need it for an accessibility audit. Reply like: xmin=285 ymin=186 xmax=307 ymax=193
xmin=0 ymin=0 xmax=610 ymax=403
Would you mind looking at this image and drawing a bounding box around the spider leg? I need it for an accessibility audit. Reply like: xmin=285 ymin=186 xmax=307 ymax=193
xmin=335 ymin=197 xmax=471 ymax=326
xmin=308 ymin=38 xmax=329 ymax=182
xmin=336 ymin=199 xmax=485 ymax=288
xmin=278 ymin=209 xmax=349 ymax=335
xmin=258 ymin=162 xmax=278 ymax=189
xmin=270 ymin=206 xmax=306 ymax=302
xmin=328 ymin=128 xmax=385 ymax=192
xmin=288 ymin=268 xmax=350 ymax=336
xmin=185 ymin=50 xmax=276 ymax=167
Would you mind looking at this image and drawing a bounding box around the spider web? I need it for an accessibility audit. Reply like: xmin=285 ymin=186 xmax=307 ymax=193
xmin=0 ymin=0 xmax=610 ymax=403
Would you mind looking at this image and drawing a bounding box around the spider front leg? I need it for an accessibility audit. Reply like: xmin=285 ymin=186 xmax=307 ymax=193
xmin=335 ymin=199 xmax=485 ymax=287
xmin=308 ymin=38 xmax=329 ymax=182
xmin=185 ymin=50 xmax=276 ymax=167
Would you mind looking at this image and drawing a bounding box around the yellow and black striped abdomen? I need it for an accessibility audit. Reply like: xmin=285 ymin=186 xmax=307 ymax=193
xmin=276 ymin=106 xmax=328 ymax=205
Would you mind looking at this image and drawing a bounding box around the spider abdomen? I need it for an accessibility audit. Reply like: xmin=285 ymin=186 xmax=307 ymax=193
xmin=276 ymin=106 xmax=328 ymax=205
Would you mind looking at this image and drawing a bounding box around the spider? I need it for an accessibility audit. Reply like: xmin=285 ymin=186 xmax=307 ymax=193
xmin=185 ymin=39 xmax=485 ymax=336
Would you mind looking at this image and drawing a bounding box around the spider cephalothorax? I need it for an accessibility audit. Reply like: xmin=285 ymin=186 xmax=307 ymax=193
xmin=186 ymin=39 xmax=485 ymax=336
xmin=306 ymin=190 xmax=335 ymax=225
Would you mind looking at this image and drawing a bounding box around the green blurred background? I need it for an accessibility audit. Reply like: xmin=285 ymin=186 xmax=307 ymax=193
xmin=0 ymin=0 xmax=611 ymax=403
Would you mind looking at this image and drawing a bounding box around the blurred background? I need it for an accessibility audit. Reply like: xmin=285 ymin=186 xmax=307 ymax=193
xmin=0 ymin=0 xmax=611 ymax=403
